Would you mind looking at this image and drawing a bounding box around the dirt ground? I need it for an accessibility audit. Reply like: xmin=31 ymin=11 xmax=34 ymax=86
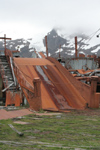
xmin=66 ymin=108 xmax=100 ymax=116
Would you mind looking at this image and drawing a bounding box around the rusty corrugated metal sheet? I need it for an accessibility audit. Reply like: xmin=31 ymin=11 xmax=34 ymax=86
xmin=13 ymin=57 xmax=90 ymax=111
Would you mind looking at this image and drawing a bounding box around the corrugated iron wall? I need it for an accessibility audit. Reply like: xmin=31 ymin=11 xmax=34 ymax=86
xmin=65 ymin=58 xmax=98 ymax=70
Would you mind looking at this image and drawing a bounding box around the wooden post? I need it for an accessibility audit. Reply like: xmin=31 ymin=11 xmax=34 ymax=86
xmin=0 ymin=34 xmax=11 ymax=50
xmin=59 ymin=45 xmax=61 ymax=58
xmin=8 ymin=124 xmax=24 ymax=136
xmin=45 ymin=36 xmax=48 ymax=57
xmin=75 ymin=36 xmax=77 ymax=57
xmin=0 ymin=34 xmax=11 ymax=56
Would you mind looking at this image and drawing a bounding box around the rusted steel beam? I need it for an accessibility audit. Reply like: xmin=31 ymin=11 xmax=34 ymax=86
xmin=76 ymin=76 xmax=91 ymax=81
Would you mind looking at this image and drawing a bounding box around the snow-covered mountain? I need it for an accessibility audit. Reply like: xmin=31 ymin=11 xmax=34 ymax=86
xmin=0 ymin=28 xmax=100 ymax=58
xmin=43 ymin=29 xmax=100 ymax=58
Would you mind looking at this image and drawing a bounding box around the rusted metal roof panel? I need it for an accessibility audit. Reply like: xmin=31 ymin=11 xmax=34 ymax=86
xmin=42 ymin=65 xmax=86 ymax=109
xmin=35 ymin=65 xmax=72 ymax=110
xmin=14 ymin=58 xmax=54 ymax=66
xmin=47 ymin=57 xmax=91 ymax=104
xmin=14 ymin=57 xmax=89 ymax=111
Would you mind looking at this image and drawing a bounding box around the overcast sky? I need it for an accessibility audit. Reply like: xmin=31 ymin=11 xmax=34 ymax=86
xmin=0 ymin=0 xmax=100 ymax=40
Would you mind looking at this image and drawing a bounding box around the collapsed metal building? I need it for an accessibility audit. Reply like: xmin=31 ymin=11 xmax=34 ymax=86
xmin=0 ymin=47 xmax=100 ymax=112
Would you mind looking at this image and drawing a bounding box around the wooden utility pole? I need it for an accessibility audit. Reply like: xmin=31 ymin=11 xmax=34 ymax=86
xmin=45 ymin=35 xmax=48 ymax=57
xmin=75 ymin=36 xmax=77 ymax=57
xmin=0 ymin=34 xmax=11 ymax=51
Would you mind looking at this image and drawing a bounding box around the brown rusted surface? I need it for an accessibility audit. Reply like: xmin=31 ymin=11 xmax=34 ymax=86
xmin=14 ymin=58 xmax=54 ymax=66
xmin=6 ymin=91 xmax=22 ymax=106
xmin=13 ymin=57 xmax=92 ymax=111
xmin=47 ymin=57 xmax=91 ymax=104
xmin=39 ymin=52 xmax=46 ymax=58
xmin=44 ymin=65 xmax=86 ymax=109
xmin=0 ymin=49 xmax=23 ymax=107
xmin=0 ymin=109 xmax=33 ymax=120
xmin=13 ymin=61 xmax=42 ymax=111
xmin=77 ymin=69 xmax=92 ymax=74
xmin=89 ymin=76 xmax=99 ymax=108
xmin=14 ymin=59 xmax=58 ymax=111
xmin=0 ymin=48 xmax=99 ymax=111
xmin=76 ymin=76 xmax=91 ymax=82
xmin=79 ymin=54 xmax=85 ymax=57
xmin=87 ymin=55 xmax=97 ymax=58
xmin=35 ymin=66 xmax=72 ymax=110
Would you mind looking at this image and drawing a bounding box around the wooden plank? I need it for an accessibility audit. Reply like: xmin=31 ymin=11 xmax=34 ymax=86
xmin=8 ymin=124 xmax=24 ymax=136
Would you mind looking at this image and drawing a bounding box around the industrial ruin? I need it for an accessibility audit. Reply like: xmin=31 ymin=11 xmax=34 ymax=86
xmin=0 ymin=35 xmax=100 ymax=112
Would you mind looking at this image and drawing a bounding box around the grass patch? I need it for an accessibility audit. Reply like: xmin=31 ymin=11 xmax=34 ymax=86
xmin=0 ymin=109 xmax=100 ymax=149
